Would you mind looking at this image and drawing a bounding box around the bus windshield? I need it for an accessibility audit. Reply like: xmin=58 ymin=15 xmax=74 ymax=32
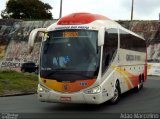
xmin=40 ymin=30 xmax=100 ymax=82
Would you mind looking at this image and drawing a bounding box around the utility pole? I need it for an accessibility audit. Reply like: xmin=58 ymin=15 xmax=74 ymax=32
xmin=59 ymin=0 xmax=63 ymax=19
xmin=131 ymin=0 xmax=134 ymax=21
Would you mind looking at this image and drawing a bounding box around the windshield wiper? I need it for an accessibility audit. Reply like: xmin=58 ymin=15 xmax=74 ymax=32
xmin=54 ymin=68 xmax=66 ymax=70
xmin=41 ymin=67 xmax=75 ymax=78
xmin=43 ymin=71 xmax=56 ymax=78
xmin=62 ymin=72 xmax=94 ymax=79
xmin=43 ymin=71 xmax=94 ymax=79
xmin=54 ymin=67 xmax=75 ymax=71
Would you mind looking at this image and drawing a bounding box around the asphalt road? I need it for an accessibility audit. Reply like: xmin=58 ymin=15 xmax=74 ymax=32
xmin=0 ymin=76 xmax=160 ymax=118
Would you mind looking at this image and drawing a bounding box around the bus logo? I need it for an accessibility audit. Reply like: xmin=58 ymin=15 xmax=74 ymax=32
xmin=63 ymin=84 xmax=69 ymax=91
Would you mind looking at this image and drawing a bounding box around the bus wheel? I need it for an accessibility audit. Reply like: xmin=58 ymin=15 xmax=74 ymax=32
xmin=109 ymin=81 xmax=121 ymax=104
xmin=134 ymin=75 xmax=143 ymax=92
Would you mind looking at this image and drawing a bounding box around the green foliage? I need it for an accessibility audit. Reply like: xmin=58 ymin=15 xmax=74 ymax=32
xmin=0 ymin=70 xmax=38 ymax=96
xmin=1 ymin=0 xmax=53 ymax=20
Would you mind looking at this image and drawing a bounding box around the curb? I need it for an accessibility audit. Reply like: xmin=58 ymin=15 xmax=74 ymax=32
xmin=0 ymin=92 xmax=36 ymax=97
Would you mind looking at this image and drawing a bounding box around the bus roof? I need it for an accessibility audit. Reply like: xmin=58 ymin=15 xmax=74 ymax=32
xmin=49 ymin=13 xmax=145 ymax=40
xmin=57 ymin=13 xmax=110 ymax=25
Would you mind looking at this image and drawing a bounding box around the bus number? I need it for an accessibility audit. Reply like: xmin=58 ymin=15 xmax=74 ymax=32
xmin=63 ymin=32 xmax=78 ymax=37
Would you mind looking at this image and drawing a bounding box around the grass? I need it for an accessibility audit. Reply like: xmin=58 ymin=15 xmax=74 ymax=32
xmin=0 ymin=70 xmax=38 ymax=96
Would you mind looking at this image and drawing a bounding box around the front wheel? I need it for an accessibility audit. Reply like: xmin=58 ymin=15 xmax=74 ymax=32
xmin=109 ymin=81 xmax=121 ymax=104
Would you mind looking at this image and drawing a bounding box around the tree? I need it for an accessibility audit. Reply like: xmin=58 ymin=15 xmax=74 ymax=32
xmin=1 ymin=0 xmax=53 ymax=20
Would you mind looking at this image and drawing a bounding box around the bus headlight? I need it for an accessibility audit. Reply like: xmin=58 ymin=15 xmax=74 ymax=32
xmin=84 ymin=86 xmax=101 ymax=94
xmin=38 ymin=84 xmax=43 ymax=92
xmin=37 ymin=84 xmax=49 ymax=92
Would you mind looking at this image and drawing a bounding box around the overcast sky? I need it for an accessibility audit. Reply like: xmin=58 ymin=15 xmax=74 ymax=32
xmin=0 ymin=0 xmax=160 ymax=20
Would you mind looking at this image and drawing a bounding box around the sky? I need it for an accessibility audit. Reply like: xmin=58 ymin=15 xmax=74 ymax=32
xmin=0 ymin=0 xmax=160 ymax=20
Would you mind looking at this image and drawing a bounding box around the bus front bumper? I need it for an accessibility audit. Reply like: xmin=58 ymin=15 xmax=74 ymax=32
xmin=37 ymin=84 xmax=112 ymax=104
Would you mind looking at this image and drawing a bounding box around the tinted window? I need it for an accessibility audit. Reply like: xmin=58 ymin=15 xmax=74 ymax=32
xmin=120 ymin=29 xmax=146 ymax=52
xmin=40 ymin=30 xmax=100 ymax=81
xmin=102 ymin=28 xmax=118 ymax=74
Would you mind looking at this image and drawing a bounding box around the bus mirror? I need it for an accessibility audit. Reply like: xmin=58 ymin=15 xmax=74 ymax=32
xmin=98 ymin=27 xmax=105 ymax=46
xmin=28 ymin=28 xmax=47 ymax=53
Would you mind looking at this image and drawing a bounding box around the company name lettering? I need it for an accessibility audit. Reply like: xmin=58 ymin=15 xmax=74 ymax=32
xmin=55 ymin=26 xmax=89 ymax=30
xmin=126 ymin=54 xmax=141 ymax=61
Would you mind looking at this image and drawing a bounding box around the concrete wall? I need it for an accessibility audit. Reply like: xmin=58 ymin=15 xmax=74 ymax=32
xmin=0 ymin=20 xmax=57 ymax=71
xmin=0 ymin=20 xmax=159 ymax=71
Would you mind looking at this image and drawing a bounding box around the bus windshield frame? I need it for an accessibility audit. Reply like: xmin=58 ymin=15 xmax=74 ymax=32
xmin=40 ymin=29 xmax=100 ymax=82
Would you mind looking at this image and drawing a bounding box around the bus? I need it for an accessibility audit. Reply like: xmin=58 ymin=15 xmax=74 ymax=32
xmin=28 ymin=13 xmax=147 ymax=104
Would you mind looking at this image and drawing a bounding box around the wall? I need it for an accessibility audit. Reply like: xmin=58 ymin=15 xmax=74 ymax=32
xmin=0 ymin=20 xmax=160 ymax=71
xmin=0 ymin=20 xmax=57 ymax=71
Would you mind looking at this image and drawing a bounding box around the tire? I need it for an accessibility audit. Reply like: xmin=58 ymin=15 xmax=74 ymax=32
xmin=109 ymin=81 xmax=121 ymax=104
xmin=21 ymin=69 xmax=25 ymax=73
xmin=134 ymin=75 xmax=143 ymax=92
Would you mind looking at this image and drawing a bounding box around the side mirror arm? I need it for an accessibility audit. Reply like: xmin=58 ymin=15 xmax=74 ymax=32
xmin=28 ymin=28 xmax=47 ymax=53
xmin=98 ymin=27 xmax=105 ymax=46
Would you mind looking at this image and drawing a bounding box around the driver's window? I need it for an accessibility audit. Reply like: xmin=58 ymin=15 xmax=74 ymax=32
xmin=102 ymin=28 xmax=118 ymax=74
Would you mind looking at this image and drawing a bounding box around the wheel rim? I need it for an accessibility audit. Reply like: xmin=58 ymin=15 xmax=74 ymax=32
xmin=111 ymin=87 xmax=119 ymax=102
xmin=138 ymin=80 xmax=143 ymax=90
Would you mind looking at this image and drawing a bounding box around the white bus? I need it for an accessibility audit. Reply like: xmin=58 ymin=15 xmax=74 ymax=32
xmin=28 ymin=13 xmax=147 ymax=104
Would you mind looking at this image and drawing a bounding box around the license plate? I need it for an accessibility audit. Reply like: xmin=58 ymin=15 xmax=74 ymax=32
xmin=60 ymin=97 xmax=71 ymax=102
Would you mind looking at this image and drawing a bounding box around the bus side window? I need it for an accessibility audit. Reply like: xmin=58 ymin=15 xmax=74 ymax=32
xmin=102 ymin=28 xmax=118 ymax=74
xmin=120 ymin=29 xmax=146 ymax=52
